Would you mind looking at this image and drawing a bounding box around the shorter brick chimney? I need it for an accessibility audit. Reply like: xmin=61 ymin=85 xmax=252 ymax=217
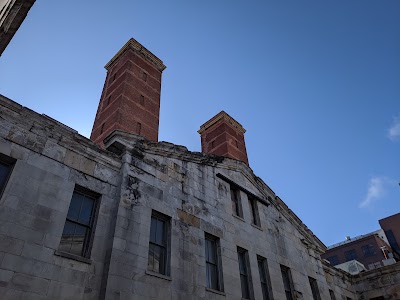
xmin=198 ymin=111 xmax=248 ymax=164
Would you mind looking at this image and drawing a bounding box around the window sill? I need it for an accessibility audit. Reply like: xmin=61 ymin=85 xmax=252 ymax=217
xmin=251 ymin=223 xmax=262 ymax=231
xmin=232 ymin=214 xmax=245 ymax=222
xmin=206 ymin=288 xmax=226 ymax=297
xmin=206 ymin=288 xmax=226 ymax=296
xmin=145 ymin=270 xmax=172 ymax=281
xmin=54 ymin=250 xmax=92 ymax=264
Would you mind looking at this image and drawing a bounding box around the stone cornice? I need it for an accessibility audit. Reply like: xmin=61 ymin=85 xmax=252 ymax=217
xmin=104 ymin=38 xmax=166 ymax=72
xmin=198 ymin=111 xmax=246 ymax=134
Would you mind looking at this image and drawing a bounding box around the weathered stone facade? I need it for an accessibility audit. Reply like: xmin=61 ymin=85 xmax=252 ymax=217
xmin=1 ymin=93 xmax=398 ymax=300
xmin=1 ymin=31 xmax=400 ymax=298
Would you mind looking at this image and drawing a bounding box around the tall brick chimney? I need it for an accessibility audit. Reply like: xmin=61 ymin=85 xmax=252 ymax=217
xmin=90 ymin=38 xmax=166 ymax=147
xmin=198 ymin=111 xmax=249 ymax=164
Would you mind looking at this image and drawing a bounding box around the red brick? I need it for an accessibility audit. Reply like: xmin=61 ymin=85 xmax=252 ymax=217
xmin=198 ymin=112 xmax=248 ymax=165
xmin=90 ymin=39 xmax=165 ymax=147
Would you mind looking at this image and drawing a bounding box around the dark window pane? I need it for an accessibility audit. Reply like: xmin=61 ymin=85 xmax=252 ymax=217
xmin=207 ymin=240 xmax=216 ymax=264
xmin=281 ymin=265 xmax=294 ymax=300
xmin=148 ymin=213 xmax=169 ymax=275
xmin=362 ymin=245 xmax=376 ymax=257
xmin=153 ymin=244 xmax=161 ymax=273
xmin=240 ymin=274 xmax=250 ymax=299
xmin=78 ymin=196 xmax=94 ymax=225
xmin=344 ymin=249 xmax=357 ymax=261
xmin=231 ymin=188 xmax=241 ymax=216
xmin=148 ymin=243 xmax=155 ymax=271
xmin=258 ymin=257 xmax=272 ymax=300
xmin=207 ymin=263 xmax=219 ymax=290
xmin=155 ymin=219 xmax=165 ymax=245
xmin=150 ymin=217 xmax=157 ymax=243
xmin=238 ymin=252 xmax=247 ymax=275
xmin=309 ymin=277 xmax=321 ymax=300
xmin=0 ymin=163 xmax=11 ymax=189
xmin=205 ymin=235 xmax=221 ymax=291
xmin=59 ymin=188 xmax=98 ymax=258
xmin=238 ymin=249 xmax=252 ymax=299
xmin=67 ymin=193 xmax=83 ymax=222
xmin=69 ymin=224 xmax=87 ymax=256
xmin=258 ymin=260 xmax=266 ymax=282
xmin=327 ymin=255 xmax=340 ymax=265
xmin=385 ymin=230 xmax=400 ymax=253
xmin=285 ymin=291 xmax=294 ymax=300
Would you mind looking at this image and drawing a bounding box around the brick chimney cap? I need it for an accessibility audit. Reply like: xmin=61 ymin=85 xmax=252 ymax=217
xmin=198 ymin=111 xmax=246 ymax=134
xmin=104 ymin=38 xmax=166 ymax=71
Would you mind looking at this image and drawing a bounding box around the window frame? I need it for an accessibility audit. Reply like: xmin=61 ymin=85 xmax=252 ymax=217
xmin=326 ymin=255 xmax=340 ymax=265
xmin=0 ymin=153 xmax=16 ymax=198
xmin=148 ymin=211 xmax=171 ymax=276
xmin=58 ymin=185 xmax=100 ymax=260
xmin=329 ymin=289 xmax=337 ymax=300
xmin=248 ymin=195 xmax=261 ymax=227
xmin=205 ymin=233 xmax=224 ymax=292
xmin=237 ymin=247 xmax=254 ymax=300
xmin=257 ymin=255 xmax=273 ymax=300
xmin=231 ymin=186 xmax=243 ymax=218
xmin=385 ymin=230 xmax=400 ymax=253
xmin=308 ymin=276 xmax=321 ymax=300
xmin=280 ymin=265 xmax=295 ymax=300
xmin=361 ymin=244 xmax=376 ymax=257
xmin=344 ymin=249 xmax=357 ymax=261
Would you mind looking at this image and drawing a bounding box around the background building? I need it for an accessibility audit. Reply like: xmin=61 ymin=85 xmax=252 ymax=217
xmin=322 ymin=214 xmax=400 ymax=274
xmin=0 ymin=0 xmax=36 ymax=56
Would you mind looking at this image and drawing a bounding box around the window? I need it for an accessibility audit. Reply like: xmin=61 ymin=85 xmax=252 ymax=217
xmin=281 ymin=265 xmax=295 ymax=300
xmin=231 ymin=187 xmax=243 ymax=218
xmin=140 ymin=94 xmax=145 ymax=105
xmin=257 ymin=256 xmax=273 ymax=300
xmin=344 ymin=249 xmax=357 ymax=261
xmin=329 ymin=289 xmax=336 ymax=300
xmin=205 ymin=234 xmax=223 ymax=291
xmin=112 ymin=73 xmax=117 ymax=81
xmin=308 ymin=277 xmax=321 ymax=300
xmin=237 ymin=247 xmax=253 ymax=299
xmin=59 ymin=186 xmax=99 ymax=258
xmin=137 ymin=122 xmax=142 ymax=135
xmin=385 ymin=230 xmax=400 ymax=253
xmin=148 ymin=212 xmax=170 ymax=275
xmin=100 ymin=123 xmax=105 ymax=134
xmin=106 ymin=95 xmax=111 ymax=106
xmin=361 ymin=244 xmax=376 ymax=257
xmin=0 ymin=153 xmax=15 ymax=197
xmin=249 ymin=196 xmax=260 ymax=226
xmin=326 ymin=255 xmax=340 ymax=265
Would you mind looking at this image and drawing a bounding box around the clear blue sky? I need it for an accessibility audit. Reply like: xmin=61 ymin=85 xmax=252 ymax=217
xmin=1 ymin=1 xmax=399 ymax=246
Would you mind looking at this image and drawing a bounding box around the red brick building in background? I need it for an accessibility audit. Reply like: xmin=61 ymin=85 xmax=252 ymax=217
xmin=322 ymin=213 xmax=400 ymax=271
xmin=379 ymin=212 xmax=400 ymax=255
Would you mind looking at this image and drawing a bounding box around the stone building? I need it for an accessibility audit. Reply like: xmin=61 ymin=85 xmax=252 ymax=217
xmin=0 ymin=0 xmax=36 ymax=56
xmin=0 ymin=38 xmax=399 ymax=300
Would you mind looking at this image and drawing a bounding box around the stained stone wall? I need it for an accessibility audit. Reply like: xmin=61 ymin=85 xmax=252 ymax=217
xmin=0 ymin=95 xmax=122 ymax=299
xmin=0 ymin=94 xmax=399 ymax=299
xmin=352 ymin=262 xmax=400 ymax=300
